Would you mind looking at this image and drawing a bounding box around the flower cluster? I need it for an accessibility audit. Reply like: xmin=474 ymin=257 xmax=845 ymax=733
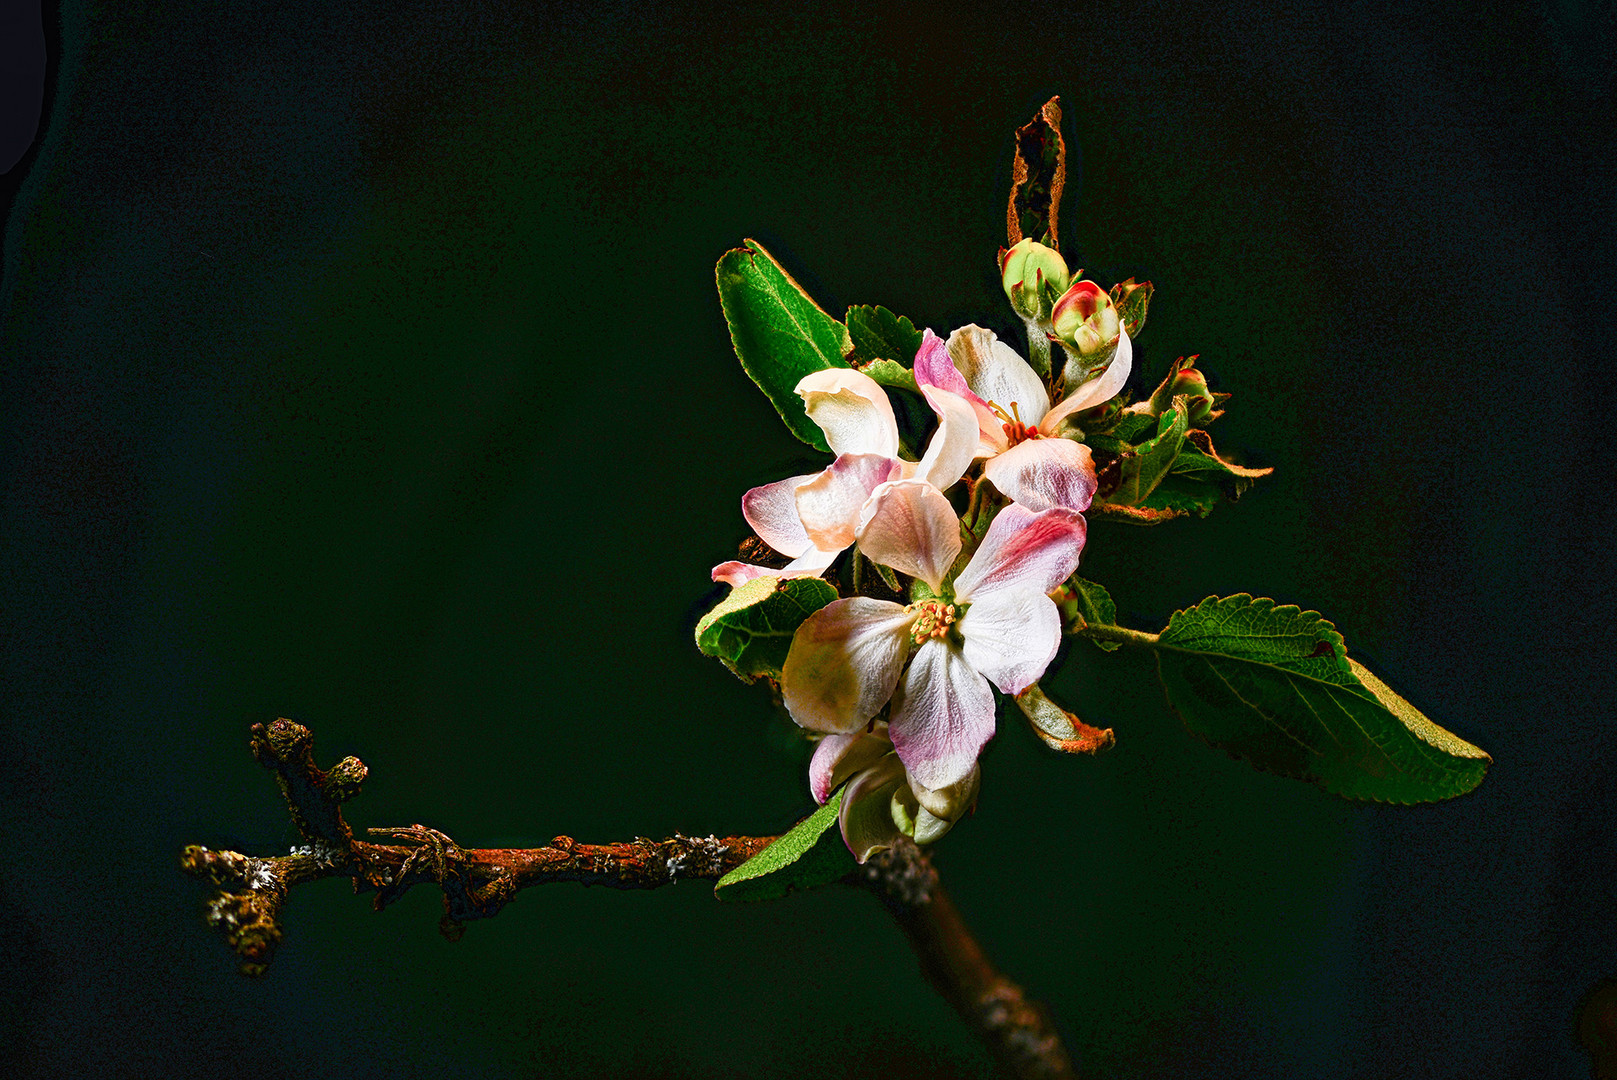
xmin=711 ymin=285 xmax=1131 ymax=860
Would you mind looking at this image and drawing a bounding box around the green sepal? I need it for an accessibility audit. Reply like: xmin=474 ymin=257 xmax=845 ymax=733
xmin=855 ymin=358 xmax=919 ymax=395
xmin=695 ymin=576 xmax=838 ymax=683
xmin=1154 ymin=595 xmax=1491 ymax=803
xmin=715 ymin=787 xmax=857 ymax=901
xmin=716 ymin=240 xmax=852 ymax=452
xmin=1058 ymin=575 xmax=1122 ymax=651
xmin=1110 ymin=278 xmax=1154 ymax=339
xmin=846 ymin=305 xmax=924 ymax=370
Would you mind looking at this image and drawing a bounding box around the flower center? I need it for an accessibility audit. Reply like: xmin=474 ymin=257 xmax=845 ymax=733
xmin=909 ymin=600 xmax=957 ymax=645
xmin=988 ymin=399 xmax=1040 ymax=447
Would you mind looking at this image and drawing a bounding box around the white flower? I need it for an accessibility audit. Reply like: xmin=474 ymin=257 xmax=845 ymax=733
xmin=712 ymin=367 xmax=977 ymax=585
xmin=808 ymin=721 xmax=980 ymax=861
xmin=781 ymin=496 xmax=1087 ymax=794
xmin=912 ymin=324 xmax=1133 ymax=512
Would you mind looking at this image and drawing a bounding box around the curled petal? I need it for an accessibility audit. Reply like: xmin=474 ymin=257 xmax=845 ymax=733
xmin=889 ymin=639 xmax=996 ymax=791
xmin=952 ymin=504 xmax=1086 ymax=603
xmin=838 ymin=754 xmax=907 ymax=863
xmin=781 ymin=598 xmax=916 ymax=735
xmin=980 ymin=437 xmax=1098 ymax=513
xmin=915 ymin=328 xmax=1004 ymax=456
xmin=855 ymin=479 xmax=962 ymax=594
xmin=1041 ymin=327 xmax=1133 ymax=432
xmin=947 ymin=325 xmax=1050 ymax=430
xmin=909 ymin=762 xmax=980 ymax=822
xmin=809 ymin=726 xmax=893 ymax=805
xmin=913 ymin=386 xmax=979 ymax=492
xmin=795 ymin=454 xmax=900 ymax=552
xmin=741 ymin=473 xmax=818 ymax=558
xmin=958 ymin=589 xmax=1062 ymax=695
xmin=710 ymin=545 xmax=838 ymax=586
xmin=796 ymin=368 xmax=900 ymax=459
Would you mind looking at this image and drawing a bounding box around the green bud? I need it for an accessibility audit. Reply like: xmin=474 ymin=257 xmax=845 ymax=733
xmin=1050 ymin=279 xmax=1121 ymax=359
xmin=999 ymin=238 xmax=1069 ymax=323
xmin=1144 ymin=356 xmax=1224 ymax=424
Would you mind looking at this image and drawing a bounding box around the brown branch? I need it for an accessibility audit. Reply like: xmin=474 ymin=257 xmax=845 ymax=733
xmin=181 ymin=718 xmax=1075 ymax=1080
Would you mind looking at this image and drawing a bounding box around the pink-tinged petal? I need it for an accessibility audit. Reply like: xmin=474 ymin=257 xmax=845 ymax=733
xmin=980 ymin=437 xmax=1098 ymax=513
xmin=947 ymin=325 xmax=1050 ymax=428
xmin=781 ymin=597 xmax=916 ymax=735
xmin=710 ymin=545 xmax=839 ymax=586
xmin=958 ymin=588 xmax=1062 ymax=695
xmin=808 ymin=726 xmax=892 ymax=804
xmin=796 ymin=368 xmax=900 ymax=459
xmin=838 ymin=754 xmax=907 ymax=863
xmin=915 ymin=329 xmax=1004 ymax=455
xmin=795 ymin=454 xmax=900 ymax=551
xmin=913 ymin=385 xmax=979 ymax=491
xmin=889 ymin=639 xmax=997 ymax=791
xmin=711 ymin=560 xmax=773 ymax=586
xmin=740 ymin=473 xmax=818 ymax=558
xmin=951 ymin=504 xmax=1087 ymax=603
xmin=913 ymin=328 xmax=970 ymax=396
xmin=855 ymin=479 xmax=962 ymax=594
xmin=1040 ymin=327 xmax=1133 ymax=432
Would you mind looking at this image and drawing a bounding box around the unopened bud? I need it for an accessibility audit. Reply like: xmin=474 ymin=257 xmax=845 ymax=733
xmin=1142 ymin=357 xmax=1223 ymax=423
xmin=1050 ymin=280 xmax=1121 ymax=359
xmin=999 ymin=238 xmax=1069 ymax=323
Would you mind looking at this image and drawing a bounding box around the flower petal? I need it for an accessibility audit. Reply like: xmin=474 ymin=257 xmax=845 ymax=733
xmin=795 ymin=454 xmax=900 ymax=552
xmin=781 ymin=597 xmax=916 ymax=735
xmin=912 ymin=385 xmax=979 ymax=492
xmin=908 ymin=762 xmax=980 ymax=822
xmin=709 ymin=544 xmax=839 ymax=586
xmin=1041 ymin=327 xmax=1133 ymax=432
xmin=889 ymin=639 xmax=996 ymax=791
xmin=947 ymin=325 xmax=1050 ymax=430
xmin=915 ymin=328 xmax=1006 ymax=456
xmin=796 ymin=368 xmax=900 ymax=459
xmin=740 ymin=473 xmax=818 ymax=558
xmin=838 ymin=754 xmax=907 ymax=863
xmin=855 ymin=479 xmax=962 ymax=594
xmin=951 ymin=503 xmax=1087 ymax=602
xmin=980 ymin=436 xmax=1098 ymax=513
xmin=958 ymin=588 xmax=1062 ymax=695
xmin=808 ymin=727 xmax=894 ymax=805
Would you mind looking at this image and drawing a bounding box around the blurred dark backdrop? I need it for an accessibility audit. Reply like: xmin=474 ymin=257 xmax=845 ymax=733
xmin=3 ymin=2 xmax=1614 ymax=1077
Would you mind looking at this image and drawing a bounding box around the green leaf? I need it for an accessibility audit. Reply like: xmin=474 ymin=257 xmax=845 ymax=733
xmin=716 ymin=240 xmax=852 ymax=452
xmin=855 ymin=357 xmax=920 ymax=395
xmin=1100 ymin=399 xmax=1189 ymax=507
xmin=715 ymin=788 xmax=856 ymax=900
xmin=1136 ymin=474 xmax=1222 ymax=517
xmin=695 ymin=576 xmax=838 ymax=683
xmin=846 ymin=305 xmax=924 ymax=369
xmin=1172 ymin=431 xmax=1274 ymax=496
xmin=1110 ymin=278 xmax=1154 ymax=339
xmin=1062 ymin=575 xmax=1122 ymax=651
xmin=1154 ymin=595 xmax=1491 ymax=803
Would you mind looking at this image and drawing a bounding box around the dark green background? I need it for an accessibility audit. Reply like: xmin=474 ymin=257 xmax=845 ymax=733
xmin=3 ymin=2 xmax=1613 ymax=1077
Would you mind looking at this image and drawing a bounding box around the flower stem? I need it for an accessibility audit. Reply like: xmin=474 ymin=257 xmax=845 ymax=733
xmin=1024 ymin=319 xmax=1052 ymax=381
xmin=1076 ymin=622 xmax=1161 ymax=648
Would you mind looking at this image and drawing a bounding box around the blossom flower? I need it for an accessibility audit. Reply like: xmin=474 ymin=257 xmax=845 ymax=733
xmin=808 ymin=721 xmax=980 ymax=861
xmin=781 ymin=490 xmax=1087 ymax=805
xmin=712 ymin=367 xmax=977 ymax=585
xmin=912 ymin=323 xmax=1133 ymax=512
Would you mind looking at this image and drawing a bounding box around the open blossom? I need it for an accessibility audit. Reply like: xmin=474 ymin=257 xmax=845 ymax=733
xmin=712 ymin=367 xmax=976 ymax=586
xmin=913 ymin=324 xmax=1133 ymax=513
xmin=782 ymin=490 xmax=1087 ymax=809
